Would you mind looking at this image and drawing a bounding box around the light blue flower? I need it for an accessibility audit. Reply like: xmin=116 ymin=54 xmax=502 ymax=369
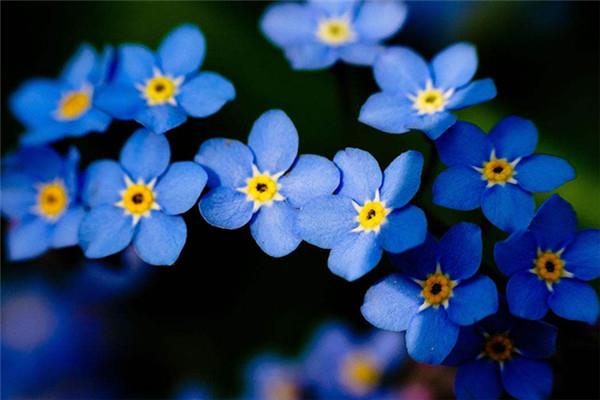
xmin=10 ymin=45 xmax=112 ymax=145
xmin=359 ymin=42 xmax=496 ymax=139
xmin=196 ymin=109 xmax=340 ymax=258
xmin=361 ymin=223 xmax=499 ymax=364
xmin=297 ymin=148 xmax=426 ymax=281
xmin=243 ymin=354 xmax=303 ymax=400
xmin=96 ymin=24 xmax=235 ymax=134
xmin=1 ymin=146 xmax=84 ymax=261
xmin=79 ymin=128 xmax=207 ymax=265
xmin=261 ymin=0 xmax=407 ymax=69
xmin=433 ymin=117 xmax=575 ymax=232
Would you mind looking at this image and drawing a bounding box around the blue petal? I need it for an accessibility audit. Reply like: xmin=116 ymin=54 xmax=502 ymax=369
xmin=248 ymin=110 xmax=299 ymax=174
xmin=95 ymin=84 xmax=144 ymax=120
xmin=250 ymin=202 xmax=301 ymax=257
xmin=296 ymin=195 xmax=356 ymax=249
xmin=373 ymin=47 xmax=430 ymax=95
xmin=260 ymin=3 xmax=317 ymax=47
xmin=10 ymin=79 xmax=62 ymax=127
xmin=361 ymin=273 xmax=421 ymax=331
xmin=435 ymin=121 xmax=491 ymax=167
xmin=378 ymin=206 xmax=427 ymax=254
xmin=179 ymin=72 xmax=235 ymax=118
xmin=328 ymin=232 xmax=382 ymax=281
xmin=134 ymin=212 xmax=186 ymax=266
xmin=194 ymin=138 xmax=253 ymax=188
xmin=279 ymin=154 xmax=340 ymax=208
xmin=113 ymin=45 xmax=155 ymax=85
xmin=516 ymin=155 xmax=575 ymax=193
xmin=50 ymin=206 xmax=85 ymax=248
xmin=447 ymin=275 xmax=498 ymax=326
xmin=284 ymin=43 xmax=337 ymax=70
xmin=198 ymin=186 xmax=254 ymax=229
xmin=64 ymin=146 xmax=78 ymax=196
xmin=549 ymin=278 xmax=599 ymax=324
xmin=512 ymin=319 xmax=557 ymax=359
xmin=119 ymin=128 xmax=171 ymax=181
xmin=380 ymin=150 xmax=423 ymax=208
xmin=481 ymin=184 xmax=535 ymax=232
xmin=79 ymin=205 xmax=135 ymax=258
xmin=446 ymin=79 xmax=497 ymax=109
xmin=406 ymin=110 xmax=457 ymax=140
xmin=406 ymin=308 xmax=458 ymax=364
xmin=158 ymin=24 xmax=206 ymax=76
xmin=443 ymin=325 xmax=484 ymax=366
xmin=431 ymin=42 xmax=478 ymax=90
xmin=0 ymin=170 xmax=36 ymax=219
xmin=338 ymin=43 xmax=384 ymax=66
xmin=15 ymin=146 xmax=64 ymax=182
xmin=563 ymin=229 xmax=600 ymax=280
xmin=7 ymin=217 xmax=51 ymax=261
xmin=19 ymin=126 xmax=67 ymax=146
xmin=501 ymin=357 xmax=553 ymax=400
xmin=432 ymin=166 xmax=486 ymax=211
xmin=60 ymin=44 xmax=97 ymax=86
xmin=506 ymin=271 xmax=549 ymax=320
xmin=488 ymin=116 xmax=538 ymax=160
xmin=308 ymin=0 xmax=357 ymax=16
xmin=82 ymin=160 xmax=126 ymax=208
xmin=155 ymin=162 xmax=207 ymax=215
xmin=493 ymin=230 xmax=538 ymax=276
xmin=455 ymin=360 xmax=502 ymax=400
xmin=135 ymin=104 xmax=187 ymax=135
xmin=67 ymin=108 xmax=111 ymax=136
xmin=333 ymin=148 xmax=382 ymax=202
xmin=528 ymin=194 xmax=577 ymax=251
xmin=354 ymin=0 xmax=407 ymax=40
xmin=389 ymin=233 xmax=439 ymax=279
xmin=358 ymin=92 xmax=412 ymax=134
xmin=439 ymin=223 xmax=482 ymax=280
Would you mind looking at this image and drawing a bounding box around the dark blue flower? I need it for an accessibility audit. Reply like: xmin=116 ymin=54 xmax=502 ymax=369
xmin=361 ymin=223 xmax=498 ymax=364
xmin=196 ymin=109 xmax=340 ymax=258
xmin=261 ymin=0 xmax=407 ymax=69
xmin=10 ymin=45 xmax=112 ymax=145
xmin=1 ymin=146 xmax=84 ymax=261
xmin=494 ymin=195 xmax=599 ymax=324
xmin=79 ymin=128 xmax=207 ymax=265
xmin=297 ymin=148 xmax=426 ymax=281
xmin=433 ymin=117 xmax=575 ymax=232
xmin=96 ymin=24 xmax=235 ymax=134
xmin=243 ymin=354 xmax=303 ymax=400
xmin=359 ymin=43 xmax=496 ymax=139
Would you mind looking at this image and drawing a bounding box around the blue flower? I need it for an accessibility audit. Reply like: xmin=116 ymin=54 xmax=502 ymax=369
xmin=196 ymin=109 xmax=340 ymax=258
xmin=243 ymin=354 xmax=303 ymax=400
xmin=1 ymin=146 xmax=84 ymax=261
xmin=297 ymin=148 xmax=426 ymax=281
xmin=445 ymin=307 xmax=557 ymax=400
xmin=96 ymin=24 xmax=235 ymax=134
xmin=433 ymin=117 xmax=575 ymax=232
xmin=359 ymin=43 xmax=496 ymax=139
xmin=9 ymin=45 xmax=112 ymax=145
xmin=303 ymin=322 xmax=406 ymax=399
xmin=261 ymin=0 xmax=407 ymax=69
xmin=361 ymin=223 xmax=499 ymax=364
xmin=494 ymin=195 xmax=600 ymax=324
xmin=79 ymin=128 xmax=207 ymax=265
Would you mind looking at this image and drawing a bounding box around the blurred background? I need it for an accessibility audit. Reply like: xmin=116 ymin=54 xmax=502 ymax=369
xmin=1 ymin=1 xmax=598 ymax=398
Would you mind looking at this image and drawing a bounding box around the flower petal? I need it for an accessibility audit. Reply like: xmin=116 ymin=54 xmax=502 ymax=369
xmin=250 ymin=202 xmax=301 ymax=257
xmin=516 ymin=155 xmax=575 ymax=193
xmin=260 ymin=3 xmax=317 ymax=47
xmin=435 ymin=121 xmax=491 ymax=167
xmin=95 ymin=84 xmax=145 ymax=120
xmin=431 ymin=42 xmax=478 ymax=90
xmin=12 ymin=146 xmax=63 ymax=183
xmin=447 ymin=275 xmax=498 ymax=326
xmin=373 ymin=46 xmax=430 ymax=95
xmin=406 ymin=110 xmax=457 ymax=140
xmin=389 ymin=233 xmax=439 ymax=279
xmin=194 ymin=138 xmax=253 ymax=188
xmin=279 ymin=154 xmax=340 ymax=208
xmin=60 ymin=44 xmax=98 ymax=86
xmin=432 ymin=166 xmax=486 ymax=211
xmin=82 ymin=160 xmax=126 ymax=208
xmin=406 ymin=307 xmax=458 ymax=364
xmin=358 ymin=92 xmax=413 ymax=134
xmin=378 ymin=206 xmax=427 ymax=254
xmin=155 ymin=162 xmax=207 ymax=215
xmin=284 ymin=43 xmax=337 ymax=70
xmin=158 ymin=24 xmax=206 ymax=76
xmin=248 ymin=109 xmax=299 ymax=174
xmin=439 ymin=222 xmax=482 ymax=280
xmin=135 ymin=104 xmax=187 ymax=135
xmin=198 ymin=186 xmax=254 ymax=230
xmin=549 ymin=278 xmax=599 ymax=324
xmin=0 ymin=170 xmax=36 ymax=219
xmin=488 ymin=116 xmax=538 ymax=160
xmin=10 ymin=79 xmax=62 ymax=127
xmin=119 ymin=128 xmax=171 ymax=181
xmin=493 ymin=230 xmax=538 ymax=276
xmin=297 ymin=195 xmax=356 ymax=249
xmin=562 ymin=229 xmax=600 ymax=280
xmin=443 ymin=325 xmax=484 ymax=366
xmin=501 ymin=357 xmax=553 ymax=400
xmin=308 ymin=0 xmax=357 ymax=16
xmin=7 ymin=217 xmax=51 ymax=261
xmin=51 ymin=206 xmax=85 ymax=248
xmin=333 ymin=148 xmax=382 ymax=203
xmin=511 ymin=319 xmax=557 ymax=359
xmin=506 ymin=271 xmax=549 ymax=320
xmin=79 ymin=205 xmax=135 ymax=258
xmin=328 ymin=232 xmax=382 ymax=281
xmin=380 ymin=150 xmax=423 ymax=209
xmin=455 ymin=360 xmax=502 ymax=400
xmin=528 ymin=194 xmax=577 ymax=251
xmin=179 ymin=72 xmax=235 ymax=118
xmin=114 ymin=45 xmax=155 ymax=84
xmin=354 ymin=0 xmax=407 ymax=41
xmin=134 ymin=212 xmax=186 ymax=266
xmin=338 ymin=43 xmax=384 ymax=66
xmin=446 ymin=78 xmax=497 ymax=110
xmin=481 ymin=184 xmax=535 ymax=233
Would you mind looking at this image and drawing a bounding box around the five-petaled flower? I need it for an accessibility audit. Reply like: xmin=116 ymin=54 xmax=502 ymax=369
xmin=359 ymin=42 xmax=497 ymax=139
xmin=361 ymin=223 xmax=498 ymax=364
xmin=79 ymin=128 xmax=207 ymax=265
xmin=297 ymin=148 xmax=426 ymax=281
xmin=494 ymin=195 xmax=600 ymax=324
xmin=196 ymin=109 xmax=340 ymax=258
xmin=433 ymin=117 xmax=576 ymax=232
xmin=96 ymin=24 xmax=235 ymax=135
xmin=261 ymin=0 xmax=407 ymax=70
xmin=10 ymin=45 xmax=112 ymax=145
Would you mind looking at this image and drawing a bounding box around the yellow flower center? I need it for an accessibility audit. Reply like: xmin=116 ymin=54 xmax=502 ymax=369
xmin=484 ymin=334 xmax=514 ymax=362
xmin=340 ymin=353 xmax=381 ymax=396
xmin=246 ymin=175 xmax=278 ymax=203
xmin=115 ymin=176 xmax=160 ymax=225
xmin=410 ymin=80 xmax=452 ymax=115
xmin=138 ymin=68 xmax=183 ymax=106
xmin=357 ymin=201 xmax=389 ymax=231
xmin=56 ymin=90 xmax=91 ymax=120
xmin=533 ymin=251 xmax=566 ymax=283
xmin=316 ymin=17 xmax=355 ymax=46
xmin=421 ymin=272 xmax=454 ymax=307
xmin=36 ymin=181 xmax=68 ymax=220
xmin=482 ymin=159 xmax=514 ymax=184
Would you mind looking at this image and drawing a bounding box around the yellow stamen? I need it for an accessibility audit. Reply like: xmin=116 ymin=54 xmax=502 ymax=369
xmin=35 ymin=180 xmax=68 ymax=220
xmin=484 ymin=334 xmax=514 ymax=362
xmin=237 ymin=165 xmax=285 ymax=212
xmin=137 ymin=68 xmax=183 ymax=106
xmin=56 ymin=90 xmax=91 ymax=120
xmin=115 ymin=176 xmax=160 ymax=225
xmin=409 ymin=80 xmax=453 ymax=115
xmin=316 ymin=17 xmax=356 ymax=46
xmin=340 ymin=353 xmax=381 ymax=396
xmin=352 ymin=191 xmax=390 ymax=233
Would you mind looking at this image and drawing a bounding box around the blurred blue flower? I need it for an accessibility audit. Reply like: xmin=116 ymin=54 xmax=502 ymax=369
xmin=433 ymin=118 xmax=575 ymax=232
xmin=243 ymin=354 xmax=303 ymax=400
xmin=1 ymin=146 xmax=84 ymax=261
xmin=196 ymin=109 xmax=340 ymax=257
xmin=79 ymin=128 xmax=207 ymax=265
xmin=174 ymin=381 xmax=213 ymax=400
xmin=261 ymin=0 xmax=407 ymax=69
xmin=297 ymin=148 xmax=426 ymax=281
xmin=96 ymin=24 xmax=235 ymax=134
xmin=494 ymin=195 xmax=600 ymax=324
xmin=445 ymin=306 xmax=556 ymax=400
xmin=361 ymin=223 xmax=498 ymax=364
xmin=359 ymin=42 xmax=496 ymax=139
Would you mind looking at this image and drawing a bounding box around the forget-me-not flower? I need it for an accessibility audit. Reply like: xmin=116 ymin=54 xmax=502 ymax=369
xmin=196 ymin=109 xmax=340 ymax=258
xmin=261 ymin=0 xmax=407 ymax=69
xmin=243 ymin=354 xmax=303 ymax=400
xmin=10 ymin=45 xmax=112 ymax=145
xmin=359 ymin=43 xmax=496 ymax=139
xmin=79 ymin=128 xmax=207 ymax=265
xmin=1 ymin=146 xmax=84 ymax=261
xmin=433 ymin=117 xmax=576 ymax=232
xmin=96 ymin=24 xmax=235 ymax=134
xmin=361 ymin=223 xmax=499 ymax=364
xmin=297 ymin=148 xmax=426 ymax=281
xmin=494 ymin=195 xmax=599 ymax=324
